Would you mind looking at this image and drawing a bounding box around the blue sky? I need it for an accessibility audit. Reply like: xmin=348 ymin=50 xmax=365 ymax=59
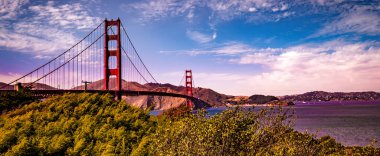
xmin=1 ymin=0 xmax=380 ymax=95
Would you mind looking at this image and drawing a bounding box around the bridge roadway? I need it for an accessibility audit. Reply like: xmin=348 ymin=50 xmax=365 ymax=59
xmin=0 ymin=90 xmax=210 ymax=109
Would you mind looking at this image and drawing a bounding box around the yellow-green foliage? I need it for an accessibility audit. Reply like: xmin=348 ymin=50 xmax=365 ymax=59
xmin=0 ymin=93 xmax=379 ymax=155
xmin=146 ymin=107 xmax=379 ymax=156
xmin=0 ymin=93 xmax=155 ymax=155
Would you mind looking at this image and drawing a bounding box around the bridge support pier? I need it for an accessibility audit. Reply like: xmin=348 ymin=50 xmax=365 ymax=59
xmin=14 ymin=82 xmax=23 ymax=92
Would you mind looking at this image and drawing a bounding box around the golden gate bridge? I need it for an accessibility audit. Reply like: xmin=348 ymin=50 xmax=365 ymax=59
xmin=0 ymin=18 xmax=205 ymax=108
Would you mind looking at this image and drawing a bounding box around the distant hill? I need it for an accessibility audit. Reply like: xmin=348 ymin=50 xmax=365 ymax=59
xmin=248 ymin=95 xmax=279 ymax=104
xmin=73 ymin=79 xmax=229 ymax=110
xmin=225 ymin=94 xmax=280 ymax=105
xmin=0 ymin=82 xmax=56 ymax=90
xmin=0 ymin=82 xmax=13 ymax=90
xmin=280 ymin=91 xmax=380 ymax=102
xmin=195 ymin=87 xmax=231 ymax=106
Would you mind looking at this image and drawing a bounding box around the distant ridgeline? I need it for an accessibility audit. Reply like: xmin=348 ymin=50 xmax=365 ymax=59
xmin=280 ymin=91 xmax=380 ymax=102
xmin=225 ymin=91 xmax=380 ymax=106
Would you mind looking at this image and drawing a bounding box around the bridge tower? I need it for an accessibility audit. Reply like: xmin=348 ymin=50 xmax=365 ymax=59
xmin=185 ymin=70 xmax=193 ymax=108
xmin=104 ymin=18 xmax=122 ymax=99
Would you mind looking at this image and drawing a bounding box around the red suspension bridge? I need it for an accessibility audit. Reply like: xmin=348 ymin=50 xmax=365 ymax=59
xmin=0 ymin=18 xmax=204 ymax=108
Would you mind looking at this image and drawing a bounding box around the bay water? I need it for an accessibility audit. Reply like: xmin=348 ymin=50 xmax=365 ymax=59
xmin=152 ymin=101 xmax=380 ymax=146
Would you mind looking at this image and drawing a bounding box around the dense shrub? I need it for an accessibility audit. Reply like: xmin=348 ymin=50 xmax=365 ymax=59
xmin=0 ymin=91 xmax=37 ymax=112
xmin=0 ymin=93 xmax=155 ymax=155
xmin=159 ymin=104 xmax=192 ymax=120
xmin=144 ymin=107 xmax=343 ymax=155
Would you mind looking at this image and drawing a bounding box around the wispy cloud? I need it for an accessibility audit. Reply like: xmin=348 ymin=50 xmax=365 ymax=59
xmin=0 ymin=0 xmax=29 ymax=20
xmin=311 ymin=5 xmax=380 ymax=37
xmin=161 ymin=42 xmax=281 ymax=56
xmin=0 ymin=1 xmax=101 ymax=55
xmin=124 ymin=0 xmax=380 ymax=33
xmin=186 ymin=30 xmax=217 ymax=43
xmin=125 ymin=0 xmax=297 ymax=24
xmin=126 ymin=0 xmax=197 ymax=22
xmin=309 ymin=0 xmax=344 ymax=6
xmin=0 ymin=26 xmax=77 ymax=55
xmin=29 ymin=1 xmax=101 ymax=30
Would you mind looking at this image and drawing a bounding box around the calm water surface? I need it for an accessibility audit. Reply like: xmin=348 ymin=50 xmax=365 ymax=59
xmin=152 ymin=101 xmax=380 ymax=146
xmin=291 ymin=101 xmax=380 ymax=147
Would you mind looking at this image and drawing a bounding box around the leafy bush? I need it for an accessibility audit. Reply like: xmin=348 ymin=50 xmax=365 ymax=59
xmin=145 ymin=107 xmax=345 ymax=155
xmin=159 ymin=104 xmax=192 ymax=120
xmin=0 ymin=91 xmax=37 ymax=112
xmin=0 ymin=93 xmax=155 ymax=155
